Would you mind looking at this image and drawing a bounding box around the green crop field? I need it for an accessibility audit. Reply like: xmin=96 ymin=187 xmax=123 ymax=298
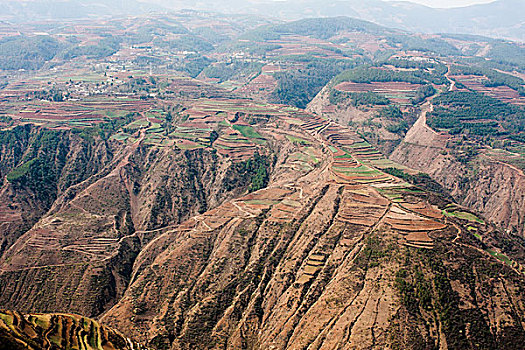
xmin=286 ymin=135 xmax=311 ymax=145
xmin=443 ymin=210 xmax=484 ymax=224
xmin=232 ymin=125 xmax=264 ymax=139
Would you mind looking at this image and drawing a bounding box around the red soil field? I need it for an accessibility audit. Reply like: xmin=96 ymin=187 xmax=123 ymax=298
xmin=451 ymin=74 xmax=525 ymax=105
xmin=335 ymin=81 xmax=421 ymax=93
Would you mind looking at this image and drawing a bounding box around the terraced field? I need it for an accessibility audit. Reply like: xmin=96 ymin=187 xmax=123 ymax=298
xmin=0 ymin=310 xmax=144 ymax=350
xmin=2 ymin=91 xmax=523 ymax=349
xmin=335 ymin=81 xmax=422 ymax=105
xmin=236 ymin=73 xmax=277 ymax=100
xmin=1 ymin=98 xmax=154 ymax=130
xmin=97 ymin=98 xmax=525 ymax=349
xmin=451 ymin=74 xmax=525 ymax=106
xmin=139 ymin=101 xmax=484 ymax=255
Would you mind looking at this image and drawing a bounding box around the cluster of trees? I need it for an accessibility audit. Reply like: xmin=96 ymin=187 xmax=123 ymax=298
xmin=0 ymin=35 xmax=62 ymax=70
xmin=227 ymin=151 xmax=271 ymax=192
xmin=383 ymin=167 xmax=450 ymax=196
xmin=386 ymin=34 xmax=461 ymax=57
xmin=460 ymin=56 xmax=523 ymax=79
xmin=450 ymin=64 xmax=525 ymax=95
xmin=412 ymin=84 xmax=436 ymax=104
xmin=181 ymin=55 xmax=214 ymax=78
xmin=427 ymin=91 xmax=524 ymax=138
xmin=385 ymin=121 xmax=409 ymax=134
xmin=377 ymin=106 xmax=409 ymax=134
xmin=6 ymin=129 xmax=69 ymax=206
xmin=334 ymin=65 xmax=446 ymax=85
xmin=61 ymin=36 xmax=121 ymax=60
xmin=227 ymin=41 xmax=283 ymax=57
xmin=487 ymin=41 xmax=525 ymax=73
xmin=271 ymin=58 xmax=359 ymax=108
xmin=2 ymin=115 xmax=134 ymax=208
xmin=73 ymin=113 xmax=135 ymax=142
xmin=378 ymin=105 xmax=404 ymax=120
xmin=444 ymin=34 xmax=525 ymax=73
xmin=124 ymin=19 xmax=189 ymax=45
xmin=202 ymin=61 xmax=263 ymax=82
xmin=384 ymin=58 xmax=446 ymax=74
xmin=154 ymin=35 xmax=213 ymax=53
xmin=26 ymin=88 xmax=67 ymax=102
xmin=350 ymin=92 xmax=389 ymax=106
xmin=242 ymin=17 xmax=387 ymax=43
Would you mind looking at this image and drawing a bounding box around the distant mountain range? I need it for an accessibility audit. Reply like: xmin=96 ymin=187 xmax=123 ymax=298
xmin=0 ymin=0 xmax=523 ymax=42
xmin=155 ymin=0 xmax=524 ymax=42
xmin=0 ymin=0 xmax=163 ymax=21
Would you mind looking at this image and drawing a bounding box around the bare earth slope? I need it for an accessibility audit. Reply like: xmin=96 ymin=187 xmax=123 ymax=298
xmin=390 ymin=106 xmax=525 ymax=237
xmin=101 ymin=109 xmax=525 ymax=349
xmin=0 ymin=123 xmax=265 ymax=317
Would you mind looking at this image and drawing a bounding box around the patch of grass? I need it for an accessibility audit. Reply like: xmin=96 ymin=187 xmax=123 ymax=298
xmin=232 ymin=124 xmax=264 ymax=139
xmin=175 ymin=142 xmax=205 ymax=150
xmin=7 ymin=159 xmax=36 ymax=182
xmin=487 ymin=249 xmax=512 ymax=265
xmin=125 ymin=119 xmax=149 ymax=130
xmin=244 ymin=199 xmax=280 ymax=206
xmin=442 ymin=210 xmax=484 ymax=224
xmin=110 ymin=132 xmax=131 ymax=141
xmin=348 ymin=141 xmax=372 ymax=148
xmin=0 ymin=312 xmax=14 ymax=326
xmin=286 ymin=135 xmax=311 ymax=145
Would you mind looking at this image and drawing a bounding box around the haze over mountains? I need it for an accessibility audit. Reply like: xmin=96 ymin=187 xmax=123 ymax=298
xmin=0 ymin=0 xmax=523 ymax=42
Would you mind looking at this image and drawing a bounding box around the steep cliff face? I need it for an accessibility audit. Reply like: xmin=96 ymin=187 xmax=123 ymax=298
xmin=101 ymin=111 xmax=525 ymax=350
xmin=0 ymin=127 xmax=269 ymax=318
xmin=390 ymin=111 xmax=525 ymax=237
xmin=0 ymin=126 xmax=116 ymax=259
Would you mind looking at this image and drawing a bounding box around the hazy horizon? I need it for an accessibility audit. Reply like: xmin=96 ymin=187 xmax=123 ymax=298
xmin=384 ymin=0 xmax=497 ymax=8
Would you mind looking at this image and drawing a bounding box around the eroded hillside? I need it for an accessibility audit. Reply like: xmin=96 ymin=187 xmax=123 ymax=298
xmin=0 ymin=12 xmax=525 ymax=350
xmin=0 ymin=100 xmax=284 ymax=317
xmin=99 ymin=106 xmax=525 ymax=349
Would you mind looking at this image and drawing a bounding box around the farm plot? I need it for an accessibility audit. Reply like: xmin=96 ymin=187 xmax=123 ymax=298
xmin=486 ymin=142 xmax=525 ymax=171
xmin=213 ymin=128 xmax=259 ymax=161
xmin=264 ymin=35 xmax=349 ymax=60
xmin=170 ymin=125 xmax=213 ymax=145
xmin=385 ymin=205 xmax=446 ymax=249
xmin=323 ymin=126 xmax=360 ymax=147
xmin=329 ymin=146 xmax=393 ymax=184
xmin=400 ymin=201 xmax=443 ymax=219
xmin=442 ymin=204 xmax=484 ymax=224
xmin=268 ymin=198 xmax=303 ymax=223
xmin=344 ymin=141 xmax=387 ymax=164
xmin=451 ymin=74 xmax=525 ymax=105
xmin=193 ymin=99 xmax=285 ymax=117
xmin=289 ymin=111 xmax=395 ymax=184
xmin=282 ymin=144 xmax=321 ymax=174
xmin=335 ymin=81 xmax=422 ymax=105
xmin=336 ymin=186 xmax=389 ymax=226
xmin=236 ymin=73 xmax=278 ymax=100
xmin=5 ymin=98 xmax=154 ymax=129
